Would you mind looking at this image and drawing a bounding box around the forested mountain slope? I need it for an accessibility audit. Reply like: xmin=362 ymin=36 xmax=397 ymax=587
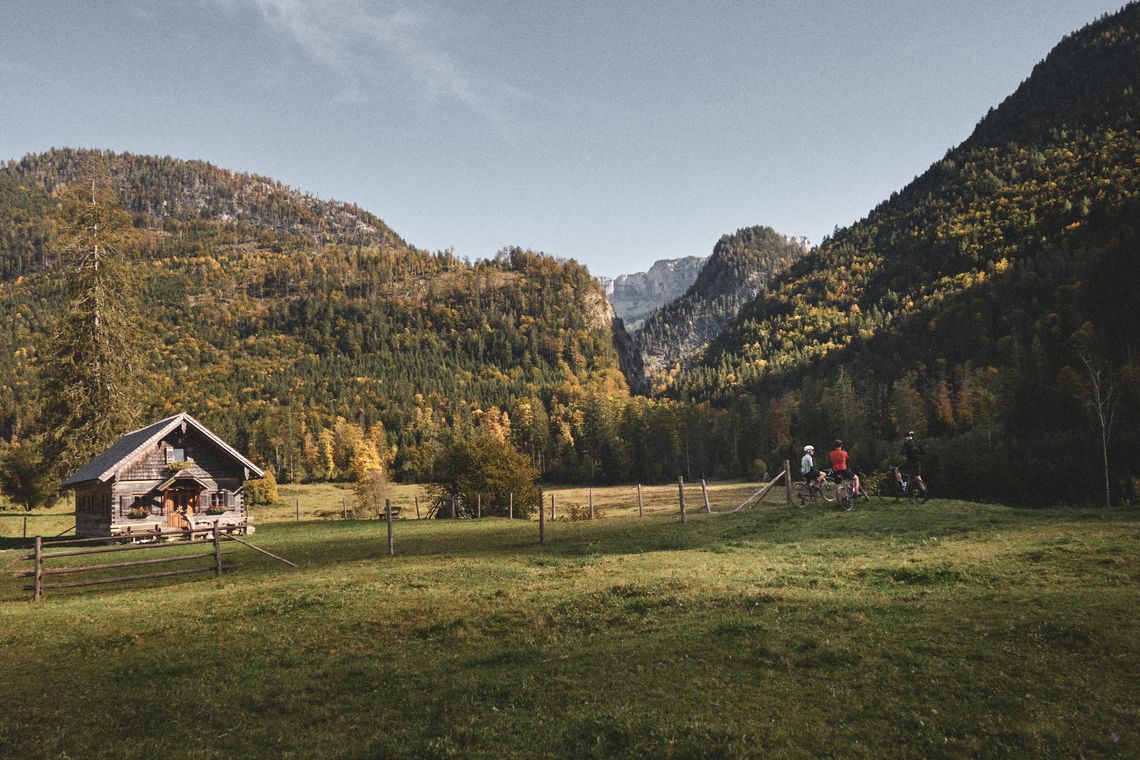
xmin=634 ymin=226 xmax=807 ymax=389
xmin=672 ymin=3 xmax=1140 ymax=504
xmin=0 ymin=150 xmax=632 ymax=481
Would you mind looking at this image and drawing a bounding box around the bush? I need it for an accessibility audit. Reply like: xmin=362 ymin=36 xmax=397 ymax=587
xmin=566 ymin=500 xmax=605 ymax=521
xmin=244 ymin=469 xmax=279 ymax=506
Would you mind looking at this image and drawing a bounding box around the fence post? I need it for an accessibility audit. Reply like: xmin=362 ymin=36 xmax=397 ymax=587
xmin=701 ymin=479 xmax=711 ymax=513
xmin=477 ymin=494 xmax=482 ymax=519
xmin=589 ymin=488 xmax=594 ymax=519
xmin=295 ymin=497 xmax=300 ymax=522
xmin=213 ymin=521 xmax=223 ymax=577
xmin=551 ymin=493 xmax=556 ymax=521
xmin=509 ymin=492 xmax=514 ymax=520
xmin=539 ymin=491 xmax=545 ymax=544
xmin=637 ymin=483 xmax=644 ymax=517
xmin=678 ymin=476 xmax=687 ymax=523
xmin=451 ymin=495 xmax=458 ymax=519
xmin=342 ymin=496 xmax=347 ymax=520
xmin=784 ymin=459 xmax=793 ymax=503
xmin=33 ymin=535 xmax=43 ymax=601
xmin=415 ymin=495 xmax=421 ymax=520
xmin=386 ymin=499 xmax=394 ymax=556
xmin=23 ymin=513 xmax=27 ymax=538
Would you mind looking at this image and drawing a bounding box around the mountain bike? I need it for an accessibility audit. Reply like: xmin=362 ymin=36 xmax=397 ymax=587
xmin=791 ymin=473 xmax=836 ymax=507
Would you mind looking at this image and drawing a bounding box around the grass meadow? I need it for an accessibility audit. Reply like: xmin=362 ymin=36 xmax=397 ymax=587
xmin=0 ymin=483 xmax=1137 ymax=758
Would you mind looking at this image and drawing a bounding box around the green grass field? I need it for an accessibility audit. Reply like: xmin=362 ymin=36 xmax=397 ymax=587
xmin=1 ymin=487 xmax=1136 ymax=758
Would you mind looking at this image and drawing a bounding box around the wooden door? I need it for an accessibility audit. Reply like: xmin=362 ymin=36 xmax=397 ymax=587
xmin=165 ymin=489 xmax=192 ymax=528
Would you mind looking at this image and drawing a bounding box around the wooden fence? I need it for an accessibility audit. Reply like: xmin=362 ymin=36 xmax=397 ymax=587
xmin=15 ymin=525 xmax=231 ymax=601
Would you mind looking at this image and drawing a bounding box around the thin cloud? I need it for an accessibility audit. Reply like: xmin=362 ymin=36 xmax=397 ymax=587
xmin=218 ymin=0 xmax=522 ymax=128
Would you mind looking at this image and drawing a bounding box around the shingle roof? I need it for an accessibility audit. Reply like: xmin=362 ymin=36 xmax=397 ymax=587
xmin=61 ymin=412 xmax=264 ymax=488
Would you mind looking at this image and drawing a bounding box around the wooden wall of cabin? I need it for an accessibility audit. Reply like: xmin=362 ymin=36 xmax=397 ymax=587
xmin=109 ymin=477 xmax=245 ymax=520
xmin=74 ymin=482 xmax=113 ymax=538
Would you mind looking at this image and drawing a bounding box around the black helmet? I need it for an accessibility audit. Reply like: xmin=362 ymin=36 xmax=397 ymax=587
xmin=833 ymin=439 xmax=842 ymax=448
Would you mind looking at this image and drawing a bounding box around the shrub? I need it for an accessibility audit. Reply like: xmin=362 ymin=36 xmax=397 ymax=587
xmin=244 ymin=469 xmax=279 ymax=506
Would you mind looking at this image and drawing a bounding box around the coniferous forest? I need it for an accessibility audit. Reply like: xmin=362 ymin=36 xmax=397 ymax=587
xmin=2 ymin=5 xmax=1140 ymax=506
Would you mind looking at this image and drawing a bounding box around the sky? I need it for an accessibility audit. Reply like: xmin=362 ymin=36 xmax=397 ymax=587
xmin=0 ymin=0 xmax=1128 ymax=278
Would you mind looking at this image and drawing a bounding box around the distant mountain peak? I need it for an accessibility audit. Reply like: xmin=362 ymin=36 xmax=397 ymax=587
xmin=598 ymin=256 xmax=707 ymax=331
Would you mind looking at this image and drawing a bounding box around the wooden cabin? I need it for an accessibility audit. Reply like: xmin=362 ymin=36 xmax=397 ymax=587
xmin=61 ymin=412 xmax=264 ymax=538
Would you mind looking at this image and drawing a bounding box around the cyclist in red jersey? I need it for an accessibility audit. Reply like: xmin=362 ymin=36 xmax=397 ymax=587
xmin=828 ymin=440 xmax=862 ymax=496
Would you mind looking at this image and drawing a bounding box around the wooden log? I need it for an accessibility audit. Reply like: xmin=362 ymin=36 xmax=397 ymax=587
xmin=41 ymin=526 xmax=216 ymax=547
xmin=678 ymin=476 xmax=687 ymax=523
xmin=701 ymin=479 xmax=711 ymax=513
xmin=25 ymin=552 xmax=220 ymax=577
xmin=220 ymin=534 xmax=299 ymax=568
xmin=32 ymin=565 xmax=217 ymax=590
xmin=25 ymin=538 xmax=217 ymax=560
xmin=731 ymin=470 xmax=786 ymax=513
xmin=784 ymin=459 xmax=793 ymax=503
xmin=637 ymin=483 xmax=644 ymax=517
xmin=386 ymin=499 xmax=394 ymax=557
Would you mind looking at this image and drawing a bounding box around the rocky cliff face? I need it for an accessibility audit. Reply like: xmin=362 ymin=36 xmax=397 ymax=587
xmin=634 ymin=227 xmax=810 ymax=388
xmin=598 ymin=256 xmax=706 ymax=331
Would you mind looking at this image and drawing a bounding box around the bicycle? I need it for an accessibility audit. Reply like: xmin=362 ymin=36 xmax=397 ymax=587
xmin=830 ymin=470 xmax=862 ymax=511
xmin=885 ymin=466 xmax=928 ymax=503
xmin=791 ymin=473 xmax=836 ymax=507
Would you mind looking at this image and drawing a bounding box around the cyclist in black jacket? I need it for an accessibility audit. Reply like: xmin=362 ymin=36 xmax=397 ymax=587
xmin=901 ymin=430 xmax=925 ymax=492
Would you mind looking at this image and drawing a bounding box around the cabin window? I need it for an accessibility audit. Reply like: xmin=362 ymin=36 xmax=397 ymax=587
xmin=170 ymin=447 xmax=186 ymax=462
xmin=210 ymin=491 xmax=229 ymax=508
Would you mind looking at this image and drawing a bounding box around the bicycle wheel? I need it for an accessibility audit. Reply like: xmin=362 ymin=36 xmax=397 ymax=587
xmin=819 ymin=479 xmax=836 ymax=502
xmin=791 ymin=482 xmax=810 ymax=508
xmin=911 ymin=479 xmax=928 ymax=503
xmin=836 ymin=482 xmax=854 ymax=511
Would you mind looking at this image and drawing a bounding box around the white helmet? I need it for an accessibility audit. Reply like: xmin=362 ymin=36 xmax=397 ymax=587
xmin=804 ymin=444 xmax=814 ymax=452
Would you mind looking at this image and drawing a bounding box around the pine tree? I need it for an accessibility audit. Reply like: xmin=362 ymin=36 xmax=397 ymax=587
xmin=38 ymin=180 xmax=146 ymax=479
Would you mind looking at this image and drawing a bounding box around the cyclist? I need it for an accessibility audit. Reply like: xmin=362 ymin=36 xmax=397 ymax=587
xmin=800 ymin=445 xmax=826 ymax=489
xmin=900 ymin=430 xmax=925 ymax=493
xmin=828 ymin=439 xmax=862 ymax=496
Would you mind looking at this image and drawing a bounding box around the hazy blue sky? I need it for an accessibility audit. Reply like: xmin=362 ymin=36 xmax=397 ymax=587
xmin=0 ymin=1 xmax=1126 ymax=277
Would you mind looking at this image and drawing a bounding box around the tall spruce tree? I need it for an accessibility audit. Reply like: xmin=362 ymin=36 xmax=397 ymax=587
xmin=38 ymin=180 xmax=145 ymax=479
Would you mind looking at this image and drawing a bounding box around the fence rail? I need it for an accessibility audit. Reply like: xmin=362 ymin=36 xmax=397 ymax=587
xmin=15 ymin=524 xmax=230 ymax=601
